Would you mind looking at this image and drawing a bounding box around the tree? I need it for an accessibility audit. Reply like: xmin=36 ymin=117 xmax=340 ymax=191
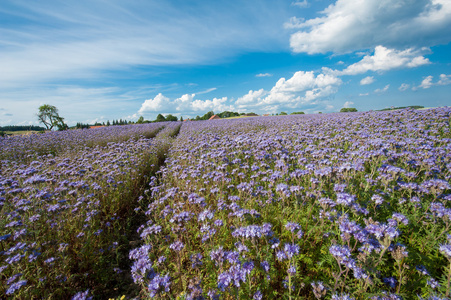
xmin=37 ymin=104 xmax=67 ymax=131
xmin=180 ymin=116 xmax=184 ymax=122
xmin=165 ymin=114 xmax=178 ymax=122
xmin=137 ymin=116 xmax=144 ymax=124
xmin=155 ymin=114 xmax=166 ymax=122
xmin=340 ymin=107 xmax=358 ymax=112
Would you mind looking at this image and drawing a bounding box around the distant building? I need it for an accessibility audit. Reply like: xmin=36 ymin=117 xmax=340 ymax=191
xmin=183 ymin=118 xmax=191 ymax=122
xmin=89 ymin=125 xmax=105 ymax=129
xmin=208 ymin=115 xmax=221 ymax=120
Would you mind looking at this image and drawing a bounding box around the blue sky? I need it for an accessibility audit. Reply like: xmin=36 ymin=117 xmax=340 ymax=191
xmin=0 ymin=0 xmax=450 ymax=126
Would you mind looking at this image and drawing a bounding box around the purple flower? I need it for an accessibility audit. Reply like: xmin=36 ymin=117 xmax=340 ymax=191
xmin=148 ymin=274 xmax=171 ymax=297
xmin=6 ymin=280 xmax=27 ymax=295
xmin=71 ymin=289 xmax=92 ymax=300
xmin=284 ymin=243 xmax=300 ymax=259
xmin=439 ymin=244 xmax=451 ymax=259
xmin=287 ymin=264 xmax=296 ymax=276
xmin=336 ymin=193 xmax=356 ymax=206
xmin=383 ymin=277 xmax=397 ymax=288
xmin=427 ymin=277 xmax=440 ymax=289
xmin=285 ymin=222 xmax=301 ymax=233
xmin=253 ymin=290 xmax=263 ymax=300
xmin=260 ymin=260 xmax=270 ymax=272
xmin=169 ymin=240 xmax=184 ymax=252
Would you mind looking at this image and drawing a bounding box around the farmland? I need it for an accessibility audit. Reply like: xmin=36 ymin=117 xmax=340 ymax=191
xmin=1 ymin=108 xmax=451 ymax=299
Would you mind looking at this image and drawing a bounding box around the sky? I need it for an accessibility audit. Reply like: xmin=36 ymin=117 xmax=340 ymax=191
xmin=0 ymin=0 xmax=450 ymax=126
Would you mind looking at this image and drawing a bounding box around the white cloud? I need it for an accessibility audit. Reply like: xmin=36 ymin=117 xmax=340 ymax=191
xmin=334 ymin=46 xmax=430 ymax=76
xmin=256 ymin=73 xmax=273 ymax=77
xmin=419 ymin=76 xmax=434 ymax=89
xmin=292 ymin=0 xmax=309 ymax=8
xmin=343 ymin=101 xmax=354 ymax=108
xmin=360 ymin=76 xmax=375 ymax=85
xmin=288 ymin=0 xmax=451 ymax=54
xmin=374 ymin=84 xmax=390 ymax=93
xmin=236 ymin=89 xmax=268 ymax=106
xmin=359 ymin=93 xmax=369 ymax=96
xmin=415 ymin=74 xmax=451 ymax=89
xmin=138 ymin=93 xmax=169 ymax=113
xmin=263 ymin=71 xmax=342 ymax=105
xmin=438 ymin=74 xmax=451 ymax=85
xmin=399 ymin=83 xmax=411 ymax=91
xmin=197 ymin=87 xmax=217 ymax=95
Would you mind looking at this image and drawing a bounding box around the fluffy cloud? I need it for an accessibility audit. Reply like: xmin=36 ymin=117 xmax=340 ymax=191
xmin=333 ymin=46 xmax=430 ymax=76
xmin=236 ymin=89 xmax=268 ymax=106
xmin=288 ymin=0 xmax=451 ymax=54
xmin=138 ymin=92 xmax=234 ymax=117
xmin=360 ymin=76 xmax=375 ymax=85
xmin=438 ymin=74 xmax=451 ymax=86
xmin=138 ymin=93 xmax=169 ymax=113
xmin=415 ymin=74 xmax=451 ymax=89
xmin=263 ymin=71 xmax=342 ymax=105
xmin=374 ymin=84 xmax=390 ymax=93
xmin=419 ymin=76 xmax=434 ymax=89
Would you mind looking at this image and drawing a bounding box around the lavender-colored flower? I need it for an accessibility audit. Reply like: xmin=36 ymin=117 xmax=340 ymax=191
xmin=6 ymin=279 xmax=27 ymax=295
xmin=276 ymin=250 xmax=287 ymax=261
xmin=287 ymin=264 xmax=296 ymax=276
xmin=148 ymin=274 xmax=171 ymax=297
xmin=329 ymin=245 xmax=351 ymax=260
xmin=260 ymin=260 xmax=270 ymax=272
xmin=285 ymin=222 xmax=301 ymax=233
xmin=336 ymin=193 xmax=356 ymax=206
xmin=253 ymin=290 xmax=263 ymax=300
xmin=416 ymin=265 xmax=430 ymax=276
xmin=71 ymin=289 xmax=92 ymax=300
xmin=427 ymin=277 xmax=440 ymax=289
xmin=383 ymin=277 xmax=397 ymax=288
xmin=439 ymin=244 xmax=451 ymax=259
xmin=331 ymin=294 xmax=354 ymax=300
xmin=284 ymin=243 xmax=300 ymax=259
xmin=169 ymin=240 xmax=184 ymax=252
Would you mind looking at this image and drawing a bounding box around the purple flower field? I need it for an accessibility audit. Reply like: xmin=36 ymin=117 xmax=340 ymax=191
xmin=2 ymin=108 xmax=451 ymax=299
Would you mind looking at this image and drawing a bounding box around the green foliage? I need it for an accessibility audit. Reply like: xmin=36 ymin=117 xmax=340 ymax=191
xmin=136 ymin=116 xmax=144 ymax=124
xmin=0 ymin=125 xmax=46 ymax=131
xmin=155 ymin=114 xmax=166 ymax=122
xmin=217 ymin=111 xmax=240 ymax=118
xmin=165 ymin=114 xmax=178 ymax=122
xmin=340 ymin=107 xmax=358 ymax=112
xmin=280 ymin=111 xmax=288 ymax=115
xmin=76 ymin=123 xmax=90 ymax=129
xmin=37 ymin=104 xmax=67 ymax=130
xmin=290 ymin=111 xmax=305 ymax=115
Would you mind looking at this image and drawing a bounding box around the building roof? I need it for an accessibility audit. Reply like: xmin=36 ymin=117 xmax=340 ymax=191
xmin=208 ymin=115 xmax=221 ymax=120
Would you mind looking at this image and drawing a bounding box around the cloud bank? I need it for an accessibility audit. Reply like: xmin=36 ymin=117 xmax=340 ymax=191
xmin=288 ymin=0 xmax=451 ymax=54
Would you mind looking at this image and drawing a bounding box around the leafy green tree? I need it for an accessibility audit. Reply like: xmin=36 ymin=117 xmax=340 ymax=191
xmin=290 ymin=111 xmax=305 ymax=115
xmin=37 ymin=104 xmax=67 ymax=131
xmin=280 ymin=112 xmax=287 ymax=115
xmin=155 ymin=114 xmax=166 ymax=122
xmin=340 ymin=107 xmax=358 ymax=112
xmin=137 ymin=116 xmax=144 ymax=124
xmin=180 ymin=116 xmax=184 ymax=122
xmin=165 ymin=114 xmax=178 ymax=122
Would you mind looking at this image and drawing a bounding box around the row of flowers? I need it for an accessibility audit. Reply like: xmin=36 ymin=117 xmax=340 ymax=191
xmin=130 ymin=108 xmax=451 ymax=299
